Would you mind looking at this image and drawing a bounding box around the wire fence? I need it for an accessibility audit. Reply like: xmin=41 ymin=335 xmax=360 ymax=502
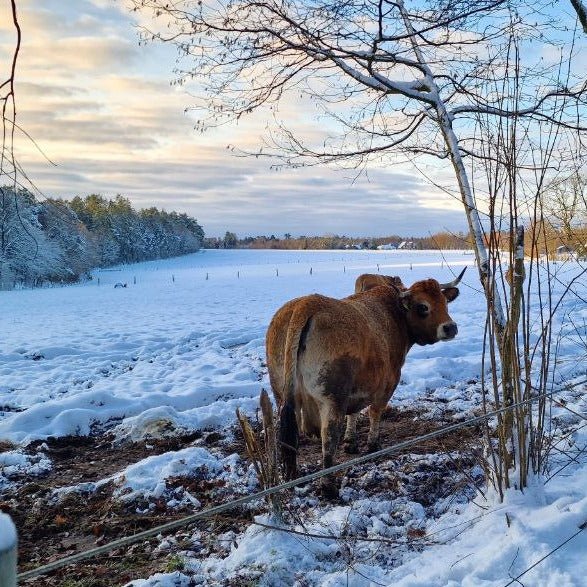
xmin=502 ymin=519 xmax=587 ymax=587
xmin=16 ymin=380 xmax=586 ymax=583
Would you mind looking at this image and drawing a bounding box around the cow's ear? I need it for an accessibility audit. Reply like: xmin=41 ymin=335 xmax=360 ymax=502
xmin=399 ymin=293 xmax=410 ymax=311
xmin=442 ymin=287 xmax=459 ymax=303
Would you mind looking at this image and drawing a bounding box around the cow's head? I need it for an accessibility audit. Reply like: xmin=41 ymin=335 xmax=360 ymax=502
xmin=398 ymin=268 xmax=465 ymax=345
xmin=385 ymin=275 xmax=406 ymax=290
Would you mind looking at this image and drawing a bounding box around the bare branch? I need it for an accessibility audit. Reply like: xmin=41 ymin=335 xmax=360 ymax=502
xmin=570 ymin=0 xmax=587 ymax=33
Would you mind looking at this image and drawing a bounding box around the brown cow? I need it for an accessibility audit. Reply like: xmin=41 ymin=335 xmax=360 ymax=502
xmin=267 ymin=272 xmax=422 ymax=441
xmin=266 ymin=268 xmax=466 ymax=497
xmin=354 ymin=274 xmax=406 ymax=294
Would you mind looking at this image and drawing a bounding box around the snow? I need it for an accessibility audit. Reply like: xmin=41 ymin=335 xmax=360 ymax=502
xmin=0 ymin=249 xmax=484 ymax=444
xmin=383 ymin=472 xmax=587 ymax=587
xmin=1 ymin=249 xmax=585 ymax=585
xmin=51 ymin=444 xmax=257 ymax=513
xmin=0 ymin=447 xmax=52 ymax=492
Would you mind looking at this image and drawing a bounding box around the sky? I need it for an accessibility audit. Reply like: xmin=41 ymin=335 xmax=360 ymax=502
xmin=0 ymin=0 xmax=468 ymax=238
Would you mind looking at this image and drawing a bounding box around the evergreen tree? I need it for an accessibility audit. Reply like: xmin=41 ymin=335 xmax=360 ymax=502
xmin=0 ymin=187 xmax=205 ymax=289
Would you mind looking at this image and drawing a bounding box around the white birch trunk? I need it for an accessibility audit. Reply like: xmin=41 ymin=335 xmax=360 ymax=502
xmin=397 ymin=0 xmax=507 ymax=331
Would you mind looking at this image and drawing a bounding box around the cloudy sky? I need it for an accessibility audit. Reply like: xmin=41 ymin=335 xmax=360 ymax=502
xmin=0 ymin=0 xmax=466 ymax=237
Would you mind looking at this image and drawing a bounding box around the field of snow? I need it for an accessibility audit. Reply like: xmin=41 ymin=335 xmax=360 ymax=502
xmin=1 ymin=248 xmax=586 ymax=586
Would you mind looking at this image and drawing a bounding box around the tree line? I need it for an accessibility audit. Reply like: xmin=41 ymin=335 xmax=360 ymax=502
xmin=204 ymin=231 xmax=473 ymax=250
xmin=207 ymin=221 xmax=586 ymax=256
xmin=0 ymin=188 xmax=204 ymax=289
xmin=207 ymin=172 xmax=587 ymax=256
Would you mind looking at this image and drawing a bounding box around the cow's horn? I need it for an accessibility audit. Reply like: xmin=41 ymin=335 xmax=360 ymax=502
xmin=398 ymin=289 xmax=410 ymax=298
xmin=439 ymin=267 xmax=467 ymax=289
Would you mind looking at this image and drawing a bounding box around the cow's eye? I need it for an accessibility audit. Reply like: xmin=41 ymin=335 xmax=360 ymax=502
xmin=416 ymin=303 xmax=429 ymax=317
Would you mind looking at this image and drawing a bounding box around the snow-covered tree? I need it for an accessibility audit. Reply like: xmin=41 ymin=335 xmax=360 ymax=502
xmin=0 ymin=187 xmax=62 ymax=288
xmin=68 ymin=194 xmax=204 ymax=266
xmin=38 ymin=199 xmax=98 ymax=281
xmin=0 ymin=189 xmax=205 ymax=287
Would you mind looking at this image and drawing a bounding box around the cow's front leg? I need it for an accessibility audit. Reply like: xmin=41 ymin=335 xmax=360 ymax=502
xmin=343 ymin=413 xmax=359 ymax=453
xmin=320 ymin=411 xmax=345 ymax=499
xmin=367 ymin=403 xmax=386 ymax=452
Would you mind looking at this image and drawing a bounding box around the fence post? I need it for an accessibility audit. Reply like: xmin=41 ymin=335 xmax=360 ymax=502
xmin=0 ymin=513 xmax=17 ymax=587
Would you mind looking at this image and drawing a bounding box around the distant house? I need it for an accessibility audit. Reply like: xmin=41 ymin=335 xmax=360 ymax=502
xmin=377 ymin=243 xmax=397 ymax=250
xmin=556 ymin=245 xmax=577 ymax=260
xmin=397 ymin=241 xmax=414 ymax=250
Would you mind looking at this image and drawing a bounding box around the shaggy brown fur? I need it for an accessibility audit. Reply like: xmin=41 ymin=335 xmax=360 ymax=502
xmin=267 ymin=277 xmax=462 ymax=497
xmin=354 ymin=274 xmax=406 ymax=293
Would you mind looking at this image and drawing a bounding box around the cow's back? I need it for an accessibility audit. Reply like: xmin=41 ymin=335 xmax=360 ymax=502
xmin=355 ymin=274 xmax=406 ymax=293
xmin=266 ymin=296 xmax=301 ymax=406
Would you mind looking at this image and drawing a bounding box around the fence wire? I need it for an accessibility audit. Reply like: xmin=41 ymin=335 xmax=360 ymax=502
xmin=17 ymin=380 xmax=586 ymax=582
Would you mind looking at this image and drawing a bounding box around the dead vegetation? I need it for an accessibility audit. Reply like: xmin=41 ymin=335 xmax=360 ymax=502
xmin=1 ymin=402 xmax=484 ymax=586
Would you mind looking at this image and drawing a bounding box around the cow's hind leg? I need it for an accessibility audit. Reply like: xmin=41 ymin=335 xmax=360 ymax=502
xmin=343 ymin=413 xmax=359 ymax=453
xmin=367 ymin=403 xmax=387 ymax=452
xmin=320 ymin=408 xmax=345 ymax=499
xmin=309 ymin=355 xmax=357 ymax=498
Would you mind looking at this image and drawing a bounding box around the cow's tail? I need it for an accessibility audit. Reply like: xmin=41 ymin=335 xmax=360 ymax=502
xmin=279 ymin=313 xmax=312 ymax=481
xmin=279 ymin=392 xmax=298 ymax=481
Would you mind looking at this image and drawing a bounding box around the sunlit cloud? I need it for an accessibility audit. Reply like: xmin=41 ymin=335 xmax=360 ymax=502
xmin=1 ymin=0 xmax=467 ymax=237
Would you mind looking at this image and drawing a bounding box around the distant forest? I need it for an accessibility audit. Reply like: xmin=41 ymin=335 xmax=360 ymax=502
xmin=204 ymin=231 xmax=471 ymax=251
xmin=206 ymin=225 xmax=587 ymax=258
xmin=0 ymin=187 xmax=204 ymax=289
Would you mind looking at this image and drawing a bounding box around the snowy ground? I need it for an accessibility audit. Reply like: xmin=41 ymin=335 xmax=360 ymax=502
xmin=1 ymin=249 xmax=586 ymax=586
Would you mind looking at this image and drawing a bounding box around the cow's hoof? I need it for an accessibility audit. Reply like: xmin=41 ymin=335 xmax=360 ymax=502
xmin=367 ymin=441 xmax=381 ymax=453
xmin=320 ymin=479 xmax=340 ymax=500
xmin=343 ymin=440 xmax=359 ymax=454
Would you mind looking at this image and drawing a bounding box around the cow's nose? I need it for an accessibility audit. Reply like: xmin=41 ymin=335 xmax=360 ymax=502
xmin=443 ymin=322 xmax=458 ymax=339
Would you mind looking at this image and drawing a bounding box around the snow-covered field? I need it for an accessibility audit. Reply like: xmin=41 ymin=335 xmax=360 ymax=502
xmin=1 ymin=249 xmax=586 ymax=586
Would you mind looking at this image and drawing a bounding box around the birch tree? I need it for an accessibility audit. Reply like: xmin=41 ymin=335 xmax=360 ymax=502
xmin=133 ymin=0 xmax=587 ymax=490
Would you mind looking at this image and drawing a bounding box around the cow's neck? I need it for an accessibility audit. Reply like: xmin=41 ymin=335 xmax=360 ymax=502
xmin=383 ymin=295 xmax=414 ymax=360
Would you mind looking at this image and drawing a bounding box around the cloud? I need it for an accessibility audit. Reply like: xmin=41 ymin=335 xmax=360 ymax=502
xmin=23 ymin=36 xmax=138 ymax=73
xmin=4 ymin=1 xmax=468 ymax=239
xmin=15 ymin=82 xmax=81 ymax=98
xmin=18 ymin=146 xmax=466 ymax=237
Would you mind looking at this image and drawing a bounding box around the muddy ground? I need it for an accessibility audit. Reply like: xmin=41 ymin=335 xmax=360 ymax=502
xmin=1 ymin=404 xmax=484 ymax=586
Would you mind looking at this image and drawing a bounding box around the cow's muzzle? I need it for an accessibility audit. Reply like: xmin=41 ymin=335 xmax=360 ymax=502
xmin=439 ymin=321 xmax=458 ymax=340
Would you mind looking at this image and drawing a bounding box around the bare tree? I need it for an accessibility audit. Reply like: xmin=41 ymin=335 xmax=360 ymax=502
xmin=544 ymin=170 xmax=587 ymax=255
xmin=133 ymin=0 xmax=587 ymax=491
xmin=0 ymin=0 xmax=21 ymax=285
xmin=132 ymin=0 xmax=585 ymax=300
xmin=0 ymin=0 xmax=20 ymax=175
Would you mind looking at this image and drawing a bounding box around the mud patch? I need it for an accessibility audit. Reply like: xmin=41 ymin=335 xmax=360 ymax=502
xmin=4 ymin=406 xmax=483 ymax=586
